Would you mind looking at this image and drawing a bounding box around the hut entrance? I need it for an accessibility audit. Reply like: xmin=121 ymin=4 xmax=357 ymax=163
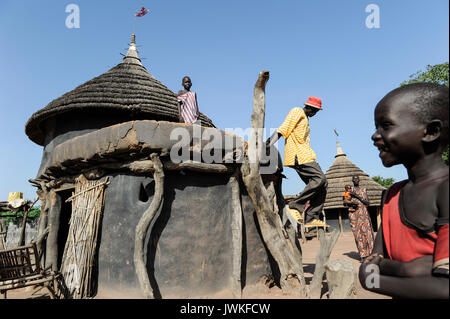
xmin=59 ymin=175 xmax=109 ymax=298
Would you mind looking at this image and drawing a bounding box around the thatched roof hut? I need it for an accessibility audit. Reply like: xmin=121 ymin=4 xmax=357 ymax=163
xmin=25 ymin=34 xmax=215 ymax=146
xmin=25 ymin=35 xmax=284 ymax=299
xmin=320 ymin=141 xmax=385 ymax=232
xmin=324 ymin=141 xmax=385 ymax=210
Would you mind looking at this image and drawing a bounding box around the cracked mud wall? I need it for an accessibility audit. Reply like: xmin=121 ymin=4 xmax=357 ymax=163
xmin=95 ymin=170 xmax=274 ymax=298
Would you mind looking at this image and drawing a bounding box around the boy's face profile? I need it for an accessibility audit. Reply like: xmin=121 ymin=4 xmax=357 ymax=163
xmin=372 ymin=91 xmax=426 ymax=168
xmin=304 ymin=106 xmax=319 ymax=117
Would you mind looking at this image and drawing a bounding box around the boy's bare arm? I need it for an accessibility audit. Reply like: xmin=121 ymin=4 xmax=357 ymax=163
xmin=266 ymin=131 xmax=282 ymax=147
xmin=434 ymin=178 xmax=449 ymax=276
xmin=360 ymin=270 xmax=448 ymax=299
xmin=177 ymin=102 xmax=184 ymax=123
xmin=360 ymin=250 xmax=448 ymax=298
xmin=379 ymin=255 xmax=433 ymax=277
xmin=437 ymin=178 xmax=449 ymax=223
xmin=362 ymin=230 xmax=433 ymax=277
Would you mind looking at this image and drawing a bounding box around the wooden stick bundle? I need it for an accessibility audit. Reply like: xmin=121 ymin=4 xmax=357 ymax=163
xmin=60 ymin=176 xmax=108 ymax=298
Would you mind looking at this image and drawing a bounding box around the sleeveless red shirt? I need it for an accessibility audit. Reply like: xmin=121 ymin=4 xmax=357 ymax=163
xmin=382 ymin=181 xmax=449 ymax=271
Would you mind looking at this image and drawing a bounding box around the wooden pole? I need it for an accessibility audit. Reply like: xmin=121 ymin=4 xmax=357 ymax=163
xmin=0 ymin=218 xmax=7 ymax=249
xmin=230 ymin=170 xmax=243 ymax=298
xmin=240 ymin=71 xmax=308 ymax=297
xmin=36 ymin=192 xmax=51 ymax=263
xmin=17 ymin=197 xmax=39 ymax=247
xmin=134 ymin=154 xmax=164 ymax=299
xmin=45 ymin=191 xmax=62 ymax=271
xmin=309 ymin=228 xmax=341 ymax=298
xmin=338 ymin=209 xmax=344 ymax=233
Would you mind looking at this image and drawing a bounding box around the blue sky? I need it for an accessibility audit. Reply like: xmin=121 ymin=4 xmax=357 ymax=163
xmin=0 ymin=0 xmax=448 ymax=202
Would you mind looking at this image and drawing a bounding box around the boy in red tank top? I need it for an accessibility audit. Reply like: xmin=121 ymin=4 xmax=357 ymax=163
xmin=359 ymin=83 xmax=448 ymax=299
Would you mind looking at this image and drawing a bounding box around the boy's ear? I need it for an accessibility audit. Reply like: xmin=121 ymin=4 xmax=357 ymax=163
xmin=422 ymin=120 xmax=442 ymax=143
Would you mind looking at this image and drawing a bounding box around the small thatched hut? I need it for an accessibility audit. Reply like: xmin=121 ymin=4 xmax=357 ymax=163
xmin=323 ymin=141 xmax=385 ymax=232
xmin=25 ymin=35 xmax=284 ymax=299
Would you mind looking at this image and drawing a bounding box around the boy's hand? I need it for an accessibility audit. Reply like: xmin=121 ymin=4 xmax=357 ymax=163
xmin=402 ymin=255 xmax=433 ymax=277
xmin=363 ymin=253 xmax=383 ymax=265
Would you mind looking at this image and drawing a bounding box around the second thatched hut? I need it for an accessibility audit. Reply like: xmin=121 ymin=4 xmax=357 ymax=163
xmin=323 ymin=141 xmax=385 ymax=232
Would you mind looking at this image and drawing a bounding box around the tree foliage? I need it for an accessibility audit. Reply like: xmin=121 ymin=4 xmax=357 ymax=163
xmin=400 ymin=62 xmax=449 ymax=165
xmin=0 ymin=207 xmax=40 ymax=224
xmin=372 ymin=176 xmax=395 ymax=189
xmin=400 ymin=62 xmax=449 ymax=87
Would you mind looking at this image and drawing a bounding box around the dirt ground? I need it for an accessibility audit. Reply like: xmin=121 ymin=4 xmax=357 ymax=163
xmin=2 ymin=231 xmax=390 ymax=300
xmin=299 ymin=231 xmax=389 ymax=299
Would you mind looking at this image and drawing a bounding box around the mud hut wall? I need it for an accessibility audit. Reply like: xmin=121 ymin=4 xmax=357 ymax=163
xmin=324 ymin=207 xmax=380 ymax=233
xmin=148 ymin=170 xmax=235 ymax=298
xmin=95 ymin=170 xmax=273 ymax=298
xmin=37 ymin=112 xmax=145 ymax=177
xmin=4 ymin=218 xmax=39 ymax=248
xmin=323 ymin=208 xmax=352 ymax=232
xmin=240 ymin=184 xmax=280 ymax=285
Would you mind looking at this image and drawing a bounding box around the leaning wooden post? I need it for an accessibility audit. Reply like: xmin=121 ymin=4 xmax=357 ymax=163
xmin=134 ymin=153 xmax=164 ymax=299
xmin=338 ymin=209 xmax=344 ymax=233
xmin=230 ymin=169 xmax=243 ymax=298
xmin=240 ymin=70 xmax=307 ymax=297
xmin=36 ymin=191 xmax=51 ymax=261
xmin=309 ymin=228 xmax=341 ymax=298
xmin=18 ymin=196 xmax=39 ymax=247
xmin=45 ymin=190 xmax=62 ymax=270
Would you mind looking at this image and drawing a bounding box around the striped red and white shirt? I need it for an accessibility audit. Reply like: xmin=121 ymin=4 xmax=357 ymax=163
xmin=177 ymin=91 xmax=199 ymax=124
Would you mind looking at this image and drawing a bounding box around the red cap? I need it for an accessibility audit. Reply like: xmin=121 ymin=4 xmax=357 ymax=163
xmin=304 ymin=96 xmax=323 ymax=110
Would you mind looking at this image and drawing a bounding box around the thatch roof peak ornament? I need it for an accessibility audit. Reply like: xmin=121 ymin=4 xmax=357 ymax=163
xmin=335 ymin=141 xmax=345 ymax=158
xmin=25 ymin=34 xmax=215 ymax=146
xmin=122 ymin=33 xmax=144 ymax=67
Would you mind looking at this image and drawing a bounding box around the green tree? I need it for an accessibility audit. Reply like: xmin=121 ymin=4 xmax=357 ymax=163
xmin=400 ymin=62 xmax=449 ymax=165
xmin=0 ymin=206 xmax=40 ymax=224
xmin=400 ymin=62 xmax=448 ymax=86
xmin=372 ymin=176 xmax=395 ymax=189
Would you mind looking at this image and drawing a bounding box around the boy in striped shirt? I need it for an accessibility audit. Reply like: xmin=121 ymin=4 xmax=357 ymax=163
xmin=177 ymin=76 xmax=200 ymax=124
xmin=266 ymin=96 xmax=328 ymax=228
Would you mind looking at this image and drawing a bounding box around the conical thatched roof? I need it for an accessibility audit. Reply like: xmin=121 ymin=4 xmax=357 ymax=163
xmin=324 ymin=141 xmax=385 ymax=210
xmin=25 ymin=34 xmax=215 ymax=146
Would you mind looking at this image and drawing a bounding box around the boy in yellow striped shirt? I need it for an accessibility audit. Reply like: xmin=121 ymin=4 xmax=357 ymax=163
xmin=266 ymin=96 xmax=328 ymax=228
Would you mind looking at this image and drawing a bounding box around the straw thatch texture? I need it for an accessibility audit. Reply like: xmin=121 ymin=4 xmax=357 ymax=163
xmin=25 ymin=48 xmax=215 ymax=146
xmin=323 ymin=143 xmax=385 ymax=210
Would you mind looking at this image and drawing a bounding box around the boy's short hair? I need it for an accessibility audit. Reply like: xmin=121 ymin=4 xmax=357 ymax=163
xmin=390 ymin=83 xmax=449 ymax=145
xmin=345 ymin=184 xmax=352 ymax=189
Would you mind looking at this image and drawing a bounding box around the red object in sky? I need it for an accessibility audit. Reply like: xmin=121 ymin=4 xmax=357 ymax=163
xmin=334 ymin=129 xmax=339 ymax=136
xmin=135 ymin=7 xmax=149 ymax=17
